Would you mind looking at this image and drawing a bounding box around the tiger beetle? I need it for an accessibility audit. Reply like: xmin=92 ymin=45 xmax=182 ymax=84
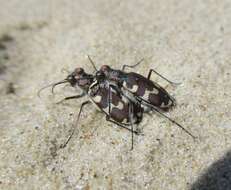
xmin=88 ymin=56 xmax=196 ymax=139
xmin=38 ymin=64 xmax=143 ymax=150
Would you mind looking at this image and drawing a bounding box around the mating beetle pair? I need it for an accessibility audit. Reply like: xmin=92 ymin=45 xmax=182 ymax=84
xmin=38 ymin=56 xmax=195 ymax=149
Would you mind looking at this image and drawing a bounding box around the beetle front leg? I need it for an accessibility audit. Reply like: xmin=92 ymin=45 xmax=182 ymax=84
xmin=56 ymin=92 xmax=85 ymax=104
xmin=60 ymin=100 xmax=91 ymax=148
xmin=128 ymin=102 xmax=134 ymax=150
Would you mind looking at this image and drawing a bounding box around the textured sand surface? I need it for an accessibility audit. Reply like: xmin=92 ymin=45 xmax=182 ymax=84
xmin=0 ymin=0 xmax=231 ymax=189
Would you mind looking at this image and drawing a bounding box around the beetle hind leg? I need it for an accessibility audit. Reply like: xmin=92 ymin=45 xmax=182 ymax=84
xmin=147 ymin=69 xmax=181 ymax=86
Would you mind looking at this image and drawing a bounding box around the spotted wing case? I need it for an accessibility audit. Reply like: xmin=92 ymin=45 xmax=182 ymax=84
xmin=89 ymin=82 xmax=143 ymax=124
xmin=122 ymin=72 xmax=175 ymax=111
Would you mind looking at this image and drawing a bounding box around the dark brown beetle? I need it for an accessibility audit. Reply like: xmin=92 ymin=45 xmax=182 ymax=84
xmin=88 ymin=57 xmax=196 ymax=139
xmin=96 ymin=63 xmax=176 ymax=112
xmin=38 ymin=67 xmax=143 ymax=149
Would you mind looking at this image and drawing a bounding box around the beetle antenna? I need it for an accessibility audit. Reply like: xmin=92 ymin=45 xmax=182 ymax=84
xmin=51 ymin=80 xmax=68 ymax=94
xmin=87 ymin=55 xmax=98 ymax=71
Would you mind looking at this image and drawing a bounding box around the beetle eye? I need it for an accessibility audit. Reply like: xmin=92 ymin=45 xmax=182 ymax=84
xmin=75 ymin=68 xmax=84 ymax=74
xmin=67 ymin=74 xmax=74 ymax=81
xmin=96 ymin=71 xmax=105 ymax=80
xmin=100 ymin=65 xmax=110 ymax=72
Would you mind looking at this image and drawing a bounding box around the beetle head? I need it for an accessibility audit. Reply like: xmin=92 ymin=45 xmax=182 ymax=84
xmin=66 ymin=67 xmax=94 ymax=90
xmin=95 ymin=70 xmax=106 ymax=83
xmin=99 ymin=65 xmax=124 ymax=84
xmin=37 ymin=67 xmax=94 ymax=97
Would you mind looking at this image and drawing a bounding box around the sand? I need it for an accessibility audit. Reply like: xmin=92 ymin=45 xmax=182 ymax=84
xmin=0 ymin=0 xmax=231 ymax=189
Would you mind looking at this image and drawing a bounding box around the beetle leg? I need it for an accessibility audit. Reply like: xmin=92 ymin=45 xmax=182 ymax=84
xmin=105 ymin=115 xmax=140 ymax=135
xmin=60 ymin=100 xmax=91 ymax=148
xmin=149 ymin=104 xmax=196 ymax=140
xmin=56 ymin=92 xmax=85 ymax=104
xmin=108 ymin=84 xmax=112 ymax=116
xmin=147 ymin=69 xmax=181 ymax=86
xmin=122 ymin=58 xmax=144 ymax=71
xmin=128 ymin=102 xmax=134 ymax=150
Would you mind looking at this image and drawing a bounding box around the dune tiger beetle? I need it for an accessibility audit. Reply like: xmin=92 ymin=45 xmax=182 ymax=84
xmin=38 ymin=64 xmax=143 ymax=150
xmin=88 ymin=56 xmax=196 ymax=139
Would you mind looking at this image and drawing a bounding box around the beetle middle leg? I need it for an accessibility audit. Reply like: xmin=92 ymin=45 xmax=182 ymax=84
xmin=147 ymin=69 xmax=181 ymax=86
xmin=128 ymin=102 xmax=134 ymax=150
xmin=60 ymin=100 xmax=91 ymax=148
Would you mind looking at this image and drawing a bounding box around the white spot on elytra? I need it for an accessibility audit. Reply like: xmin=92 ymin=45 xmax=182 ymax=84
xmin=143 ymin=87 xmax=159 ymax=100
xmin=160 ymin=102 xmax=165 ymax=108
xmin=137 ymin=112 xmax=142 ymax=117
xmin=127 ymin=84 xmax=138 ymax=93
xmin=93 ymin=95 xmax=102 ymax=103
xmin=110 ymin=101 xmax=124 ymax=111
xmin=103 ymin=107 xmax=109 ymax=114
xmin=116 ymin=101 xmax=124 ymax=110
xmin=123 ymin=81 xmax=139 ymax=93
xmin=152 ymin=88 xmax=159 ymax=95
xmin=160 ymin=100 xmax=172 ymax=108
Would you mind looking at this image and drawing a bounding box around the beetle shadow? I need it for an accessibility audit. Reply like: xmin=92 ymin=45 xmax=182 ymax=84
xmin=191 ymin=150 xmax=231 ymax=190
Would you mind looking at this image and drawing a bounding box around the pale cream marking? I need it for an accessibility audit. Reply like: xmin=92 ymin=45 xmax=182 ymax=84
xmin=143 ymin=90 xmax=150 ymax=100
xmin=111 ymin=102 xmax=124 ymax=110
xmin=167 ymin=100 xmax=173 ymax=107
xmin=137 ymin=112 xmax=142 ymax=117
xmin=110 ymin=87 xmax=117 ymax=94
xmin=152 ymin=87 xmax=159 ymax=95
xmin=93 ymin=95 xmax=102 ymax=103
xmin=115 ymin=101 xmax=124 ymax=110
xmin=122 ymin=80 xmax=127 ymax=88
xmin=89 ymin=80 xmax=98 ymax=89
xmin=102 ymin=101 xmax=123 ymax=114
xmin=103 ymin=107 xmax=109 ymax=114
xmin=143 ymin=87 xmax=159 ymax=100
xmin=130 ymin=117 xmax=137 ymax=124
xmin=160 ymin=100 xmax=172 ymax=108
xmin=89 ymin=99 xmax=103 ymax=112
xmin=123 ymin=80 xmax=138 ymax=92
xmin=129 ymin=84 xmax=139 ymax=93
xmin=160 ymin=102 xmax=165 ymax=108
xmin=122 ymin=88 xmax=137 ymax=103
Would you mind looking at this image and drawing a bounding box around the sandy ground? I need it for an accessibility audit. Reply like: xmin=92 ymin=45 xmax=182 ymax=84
xmin=0 ymin=0 xmax=231 ymax=189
